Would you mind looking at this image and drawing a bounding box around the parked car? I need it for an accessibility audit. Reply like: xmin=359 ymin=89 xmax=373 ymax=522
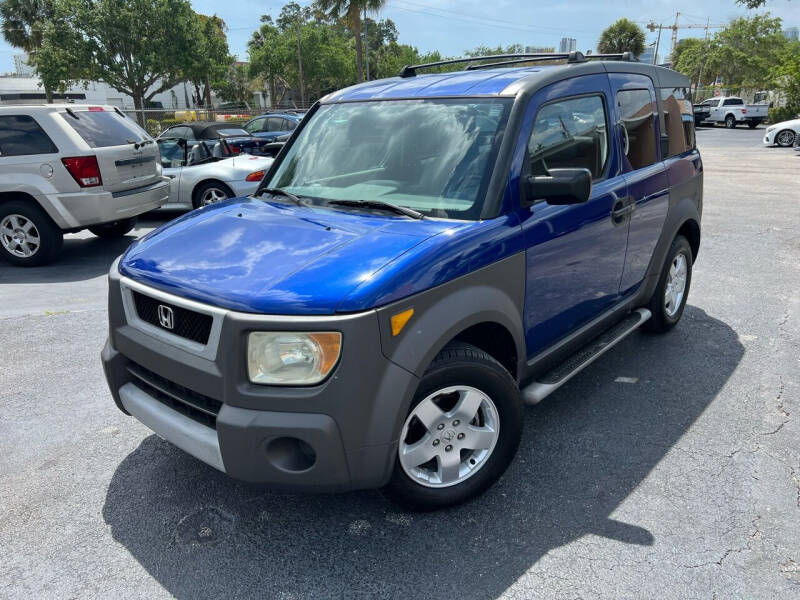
xmin=0 ymin=104 xmax=168 ymax=266
xmin=156 ymin=137 xmax=273 ymax=209
xmin=243 ymin=113 xmax=303 ymax=142
xmin=763 ymin=117 xmax=800 ymax=147
xmin=158 ymin=122 xmax=271 ymax=156
xmin=102 ymin=54 xmax=702 ymax=510
xmin=693 ymin=96 xmax=768 ymax=129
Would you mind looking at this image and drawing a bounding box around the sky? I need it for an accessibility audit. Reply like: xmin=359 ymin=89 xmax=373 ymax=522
xmin=1 ymin=0 xmax=797 ymax=73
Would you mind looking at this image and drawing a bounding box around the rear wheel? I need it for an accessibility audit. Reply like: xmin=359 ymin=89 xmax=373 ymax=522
xmin=0 ymin=201 xmax=63 ymax=267
xmin=725 ymin=115 xmax=737 ymax=129
xmin=747 ymin=121 xmax=758 ymax=129
xmin=644 ymin=235 xmax=693 ymax=333
xmin=192 ymin=181 xmax=233 ymax=209
xmin=776 ymin=129 xmax=796 ymax=147
xmin=383 ymin=343 xmax=522 ymax=511
xmin=88 ymin=217 xmax=137 ymax=238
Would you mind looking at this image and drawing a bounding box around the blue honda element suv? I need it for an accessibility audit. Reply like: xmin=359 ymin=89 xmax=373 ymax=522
xmin=102 ymin=52 xmax=702 ymax=510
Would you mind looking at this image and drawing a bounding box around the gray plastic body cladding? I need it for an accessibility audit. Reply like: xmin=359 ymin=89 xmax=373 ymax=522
xmin=103 ymin=268 xmax=420 ymax=491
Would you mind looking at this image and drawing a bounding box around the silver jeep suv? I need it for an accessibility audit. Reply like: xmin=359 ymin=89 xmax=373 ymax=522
xmin=0 ymin=105 xmax=169 ymax=266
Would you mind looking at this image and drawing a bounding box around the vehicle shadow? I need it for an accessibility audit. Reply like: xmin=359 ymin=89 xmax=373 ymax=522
xmin=0 ymin=211 xmax=181 ymax=284
xmin=102 ymin=306 xmax=743 ymax=599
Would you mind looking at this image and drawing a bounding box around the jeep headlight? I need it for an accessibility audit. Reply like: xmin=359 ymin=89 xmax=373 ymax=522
xmin=247 ymin=332 xmax=341 ymax=385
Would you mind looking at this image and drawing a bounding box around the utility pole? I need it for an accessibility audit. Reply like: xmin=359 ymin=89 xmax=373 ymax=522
xmin=696 ymin=17 xmax=710 ymax=94
xmin=670 ymin=12 xmax=680 ymax=66
xmin=364 ymin=6 xmax=369 ymax=81
xmin=653 ymin=26 xmax=662 ymax=65
xmin=295 ymin=14 xmax=305 ymax=105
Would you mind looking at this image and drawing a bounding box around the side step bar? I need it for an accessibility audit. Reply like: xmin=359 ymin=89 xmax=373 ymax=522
xmin=521 ymin=308 xmax=652 ymax=405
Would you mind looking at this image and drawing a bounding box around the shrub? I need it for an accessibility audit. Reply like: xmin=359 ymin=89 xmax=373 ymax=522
xmin=768 ymin=105 xmax=800 ymax=124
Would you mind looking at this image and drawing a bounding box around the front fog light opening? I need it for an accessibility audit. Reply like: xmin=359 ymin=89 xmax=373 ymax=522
xmin=247 ymin=331 xmax=341 ymax=385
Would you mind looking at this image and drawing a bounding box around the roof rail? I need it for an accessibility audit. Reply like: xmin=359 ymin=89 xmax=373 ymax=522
xmin=398 ymin=50 xmax=638 ymax=78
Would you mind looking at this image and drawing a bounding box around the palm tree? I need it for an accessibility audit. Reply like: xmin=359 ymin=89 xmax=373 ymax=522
xmin=315 ymin=0 xmax=385 ymax=83
xmin=0 ymin=0 xmax=56 ymax=100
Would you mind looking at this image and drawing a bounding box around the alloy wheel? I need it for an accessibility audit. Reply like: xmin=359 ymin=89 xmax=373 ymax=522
xmin=398 ymin=385 xmax=500 ymax=488
xmin=664 ymin=253 xmax=688 ymax=317
xmin=200 ymin=187 xmax=228 ymax=206
xmin=0 ymin=214 xmax=41 ymax=258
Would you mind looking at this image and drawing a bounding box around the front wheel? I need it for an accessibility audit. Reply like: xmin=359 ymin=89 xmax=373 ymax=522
xmin=776 ymin=129 xmax=796 ymax=147
xmin=192 ymin=181 xmax=233 ymax=209
xmin=644 ymin=235 xmax=693 ymax=333
xmin=88 ymin=217 xmax=137 ymax=238
xmin=383 ymin=343 xmax=522 ymax=511
xmin=725 ymin=115 xmax=737 ymax=129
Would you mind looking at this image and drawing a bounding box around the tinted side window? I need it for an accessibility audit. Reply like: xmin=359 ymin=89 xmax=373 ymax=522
xmin=723 ymin=98 xmax=743 ymax=106
xmin=616 ymin=89 xmax=657 ymax=170
xmin=528 ymin=95 xmax=609 ymax=180
xmin=285 ymin=119 xmax=298 ymax=131
xmin=244 ymin=118 xmax=264 ymax=133
xmin=267 ymin=117 xmax=284 ymax=130
xmin=660 ymin=87 xmax=696 ymax=157
xmin=157 ymin=139 xmax=186 ymax=167
xmin=0 ymin=115 xmax=58 ymax=156
xmin=61 ymin=110 xmax=149 ymax=147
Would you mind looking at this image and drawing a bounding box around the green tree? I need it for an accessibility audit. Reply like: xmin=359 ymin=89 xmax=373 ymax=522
xmin=772 ymin=40 xmax=800 ymax=116
xmin=314 ymin=0 xmax=386 ymax=83
xmin=0 ymin=0 xmax=56 ymax=100
xmin=213 ymin=63 xmax=255 ymax=106
xmin=711 ymin=14 xmax=787 ymax=89
xmin=248 ymin=16 xmax=289 ymax=107
xmin=277 ymin=2 xmax=312 ymax=104
xmin=186 ymin=14 xmax=231 ymax=107
xmin=37 ymin=0 xmax=196 ymax=122
xmin=598 ymin=18 xmax=646 ymax=56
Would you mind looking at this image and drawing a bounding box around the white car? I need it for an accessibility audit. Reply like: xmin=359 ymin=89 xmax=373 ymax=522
xmin=0 ymin=104 xmax=168 ymax=266
xmin=156 ymin=137 xmax=273 ymax=209
xmin=763 ymin=118 xmax=800 ymax=147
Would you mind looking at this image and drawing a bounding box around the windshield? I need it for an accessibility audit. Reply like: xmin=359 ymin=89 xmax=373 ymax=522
xmin=266 ymin=98 xmax=513 ymax=220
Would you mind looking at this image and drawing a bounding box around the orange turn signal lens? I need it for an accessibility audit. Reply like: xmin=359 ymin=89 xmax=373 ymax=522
xmin=390 ymin=308 xmax=414 ymax=336
xmin=246 ymin=170 xmax=265 ymax=182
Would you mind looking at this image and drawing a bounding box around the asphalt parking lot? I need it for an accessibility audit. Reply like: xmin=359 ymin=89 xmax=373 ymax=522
xmin=1 ymin=126 xmax=798 ymax=599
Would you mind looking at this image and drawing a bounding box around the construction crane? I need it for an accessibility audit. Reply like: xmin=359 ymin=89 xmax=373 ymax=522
xmin=646 ymin=13 xmax=724 ymax=66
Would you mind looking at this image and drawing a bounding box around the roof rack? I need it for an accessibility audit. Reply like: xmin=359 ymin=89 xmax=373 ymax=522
xmin=398 ymin=51 xmax=637 ymax=78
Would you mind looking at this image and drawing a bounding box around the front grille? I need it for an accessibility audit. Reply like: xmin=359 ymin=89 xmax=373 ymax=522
xmin=132 ymin=290 xmax=212 ymax=345
xmin=127 ymin=362 xmax=222 ymax=429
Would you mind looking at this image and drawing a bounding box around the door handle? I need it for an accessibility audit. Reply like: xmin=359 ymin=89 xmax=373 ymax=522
xmin=611 ymin=196 xmax=635 ymax=224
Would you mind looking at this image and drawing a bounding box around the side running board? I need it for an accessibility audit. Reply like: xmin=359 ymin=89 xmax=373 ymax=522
xmin=521 ymin=308 xmax=652 ymax=405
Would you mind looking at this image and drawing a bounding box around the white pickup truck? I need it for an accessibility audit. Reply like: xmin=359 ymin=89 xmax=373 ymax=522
xmin=693 ymin=96 xmax=769 ymax=129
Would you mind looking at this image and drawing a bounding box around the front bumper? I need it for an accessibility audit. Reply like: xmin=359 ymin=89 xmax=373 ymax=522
xmin=102 ymin=266 xmax=420 ymax=492
xmin=764 ymin=130 xmax=777 ymax=145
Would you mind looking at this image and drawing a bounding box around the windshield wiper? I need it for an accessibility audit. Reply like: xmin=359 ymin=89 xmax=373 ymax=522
xmin=261 ymin=187 xmax=309 ymax=207
xmin=328 ymin=199 xmax=424 ymax=220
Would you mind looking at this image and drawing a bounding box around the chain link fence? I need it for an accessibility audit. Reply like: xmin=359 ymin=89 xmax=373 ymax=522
xmin=123 ymin=106 xmax=313 ymax=137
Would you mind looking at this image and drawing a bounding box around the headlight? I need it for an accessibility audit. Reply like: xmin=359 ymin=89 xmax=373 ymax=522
xmin=247 ymin=332 xmax=342 ymax=385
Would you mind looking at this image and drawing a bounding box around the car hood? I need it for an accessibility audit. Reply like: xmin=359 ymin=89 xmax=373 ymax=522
xmin=119 ymin=198 xmax=463 ymax=314
xmin=770 ymin=119 xmax=800 ymax=130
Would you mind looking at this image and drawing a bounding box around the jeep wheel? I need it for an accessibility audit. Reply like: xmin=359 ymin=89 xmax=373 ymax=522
xmin=383 ymin=343 xmax=522 ymax=511
xmin=0 ymin=201 xmax=63 ymax=267
xmin=88 ymin=217 xmax=137 ymax=238
xmin=776 ymin=129 xmax=796 ymax=148
xmin=193 ymin=182 xmax=233 ymax=209
xmin=725 ymin=115 xmax=737 ymax=129
xmin=644 ymin=235 xmax=693 ymax=333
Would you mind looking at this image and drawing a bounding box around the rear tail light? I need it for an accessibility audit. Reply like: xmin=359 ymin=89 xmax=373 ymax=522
xmin=61 ymin=156 xmax=103 ymax=187
xmin=246 ymin=170 xmax=265 ymax=182
xmin=741 ymin=109 xmax=747 ymax=114
xmin=231 ymin=146 xmax=242 ymax=154
xmin=88 ymin=106 xmax=104 ymax=112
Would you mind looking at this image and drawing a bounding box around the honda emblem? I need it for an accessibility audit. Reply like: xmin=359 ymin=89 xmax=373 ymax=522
xmin=157 ymin=305 xmax=174 ymax=330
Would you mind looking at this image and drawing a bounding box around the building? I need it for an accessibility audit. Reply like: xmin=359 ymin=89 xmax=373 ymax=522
xmin=638 ymin=47 xmax=660 ymax=65
xmin=525 ymin=45 xmax=556 ymax=54
xmin=558 ymin=37 xmax=577 ymax=53
xmin=784 ymin=27 xmax=799 ymax=42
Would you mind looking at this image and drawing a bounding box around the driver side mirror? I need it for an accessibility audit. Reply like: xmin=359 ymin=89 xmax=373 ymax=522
xmin=522 ymin=168 xmax=593 ymax=207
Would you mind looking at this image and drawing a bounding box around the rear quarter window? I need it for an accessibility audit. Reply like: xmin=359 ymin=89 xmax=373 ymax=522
xmin=660 ymin=88 xmax=696 ymax=157
xmin=61 ymin=109 xmax=149 ymax=148
xmin=0 ymin=115 xmax=58 ymax=156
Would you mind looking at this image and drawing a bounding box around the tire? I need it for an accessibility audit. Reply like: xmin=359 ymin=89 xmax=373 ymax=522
xmin=644 ymin=235 xmax=693 ymax=333
xmin=747 ymin=121 xmax=758 ymax=129
xmin=383 ymin=342 xmax=523 ymax=511
xmin=725 ymin=114 xmax=737 ymax=129
xmin=192 ymin=181 xmax=233 ymax=209
xmin=88 ymin=217 xmax=137 ymax=238
xmin=0 ymin=200 xmax=63 ymax=267
xmin=776 ymin=129 xmax=796 ymax=148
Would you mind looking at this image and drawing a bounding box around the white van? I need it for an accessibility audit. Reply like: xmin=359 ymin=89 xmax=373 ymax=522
xmin=0 ymin=105 xmax=169 ymax=266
